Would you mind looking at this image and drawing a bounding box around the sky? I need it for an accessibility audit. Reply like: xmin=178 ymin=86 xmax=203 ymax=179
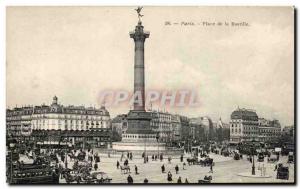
xmin=6 ymin=6 xmax=294 ymax=126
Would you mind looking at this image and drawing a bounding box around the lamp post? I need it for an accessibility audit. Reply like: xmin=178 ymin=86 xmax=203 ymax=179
xmin=156 ymin=132 xmax=160 ymax=157
xmin=8 ymin=140 xmax=16 ymax=184
xmin=251 ymin=139 xmax=256 ymax=175
xmin=144 ymin=135 xmax=147 ymax=164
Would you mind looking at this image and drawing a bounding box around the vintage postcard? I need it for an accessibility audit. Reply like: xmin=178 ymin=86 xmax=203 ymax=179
xmin=6 ymin=6 xmax=295 ymax=184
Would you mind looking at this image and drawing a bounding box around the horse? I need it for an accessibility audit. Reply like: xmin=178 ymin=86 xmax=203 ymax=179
xmin=186 ymin=158 xmax=196 ymax=165
xmin=120 ymin=165 xmax=131 ymax=174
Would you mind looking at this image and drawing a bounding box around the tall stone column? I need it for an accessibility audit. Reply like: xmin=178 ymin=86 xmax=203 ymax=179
xmin=130 ymin=21 xmax=150 ymax=111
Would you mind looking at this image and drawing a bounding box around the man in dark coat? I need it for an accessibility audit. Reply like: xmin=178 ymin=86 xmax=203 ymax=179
xmin=94 ymin=163 xmax=98 ymax=171
xmin=135 ymin=165 xmax=139 ymax=174
xmin=175 ymin=165 xmax=179 ymax=174
xmin=177 ymin=176 xmax=182 ymax=183
xmin=161 ymin=164 xmax=165 ymax=173
xmin=117 ymin=161 xmax=120 ymax=169
xmin=167 ymin=171 xmax=172 ymax=182
xmin=144 ymin=178 xmax=149 ymax=183
xmin=127 ymin=175 xmax=133 ymax=184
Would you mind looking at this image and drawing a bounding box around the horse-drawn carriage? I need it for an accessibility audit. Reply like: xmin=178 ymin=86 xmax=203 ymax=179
xmin=276 ymin=164 xmax=289 ymax=180
xmin=257 ymin=153 xmax=264 ymax=162
xmin=187 ymin=156 xmax=213 ymax=166
xmin=9 ymin=159 xmax=59 ymax=184
xmin=11 ymin=168 xmax=59 ymax=184
xmin=120 ymin=165 xmax=131 ymax=174
xmin=287 ymin=152 xmax=294 ymax=163
xmin=63 ymin=168 xmax=112 ymax=184
xmin=90 ymin=171 xmax=112 ymax=183
xmin=198 ymin=175 xmax=212 ymax=183
xmin=233 ymin=153 xmax=240 ymax=160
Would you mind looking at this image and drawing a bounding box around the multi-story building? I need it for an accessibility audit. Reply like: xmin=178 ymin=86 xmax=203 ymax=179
xmin=230 ymin=108 xmax=259 ymax=143
xmin=189 ymin=116 xmax=214 ymax=142
xmin=111 ymin=114 xmax=128 ymax=141
xmin=257 ymin=118 xmax=281 ymax=142
xmin=6 ymin=106 xmax=33 ymax=138
xmin=179 ymin=115 xmax=190 ymax=148
xmin=189 ymin=119 xmax=205 ymax=144
xmin=282 ymin=125 xmax=294 ymax=137
xmin=150 ymin=111 xmax=173 ymax=143
xmin=170 ymin=114 xmax=181 ymax=145
xmin=7 ymin=96 xmax=112 ymax=148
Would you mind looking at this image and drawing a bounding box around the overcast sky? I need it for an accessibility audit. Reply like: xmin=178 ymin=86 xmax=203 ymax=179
xmin=6 ymin=6 xmax=294 ymax=125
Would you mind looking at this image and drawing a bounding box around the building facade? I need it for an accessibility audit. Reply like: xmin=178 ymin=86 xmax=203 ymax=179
xmin=111 ymin=114 xmax=128 ymax=141
xmin=257 ymin=118 xmax=281 ymax=142
xmin=171 ymin=114 xmax=181 ymax=145
xmin=7 ymin=106 xmax=33 ymax=138
xmin=7 ymin=96 xmax=112 ymax=148
xmin=215 ymin=118 xmax=230 ymax=142
xmin=189 ymin=119 xmax=205 ymax=144
xmin=150 ymin=111 xmax=173 ymax=143
xmin=230 ymin=108 xmax=259 ymax=143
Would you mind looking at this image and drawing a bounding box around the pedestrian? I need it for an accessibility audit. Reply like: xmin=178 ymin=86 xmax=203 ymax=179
xmin=209 ymin=163 xmax=213 ymax=173
xmin=124 ymin=159 xmax=129 ymax=166
xmin=177 ymin=176 xmax=182 ymax=183
xmin=135 ymin=165 xmax=138 ymax=175
xmin=175 ymin=165 xmax=179 ymax=174
xmin=94 ymin=163 xmax=98 ymax=171
xmin=152 ymin=154 xmax=154 ymax=161
xmin=161 ymin=164 xmax=165 ymax=173
xmin=185 ymin=178 xmax=189 ymax=183
xmin=160 ymin=154 xmax=163 ymax=162
xmin=183 ymin=162 xmax=186 ymax=170
xmin=130 ymin=152 xmax=133 ymax=160
xmin=180 ymin=154 xmax=184 ymax=162
xmin=155 ymin=155 xmax=157 ymax=161
xmin=167 ymin=171 xmax=172 ymax=182
xmin=142 ymin=152 xmax=145 ymax=158
xmin=146 ymin=156 xmax=149 ymax=162
xmin=127 ymin=174 xmax=133 ymax=184
xmin=144 ymin=178 xmax=149 ymax=183
xmin=117 ymin=160 xmax=120 ymax=169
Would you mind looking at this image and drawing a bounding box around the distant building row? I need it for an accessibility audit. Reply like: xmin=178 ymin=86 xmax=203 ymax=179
xmin=111 ymin=110 xmax=230 ymax=147
xmin=7 ymin=97 xmax=289 ymax=148
xmin=230 ymin=108 xmax=282 ymax=143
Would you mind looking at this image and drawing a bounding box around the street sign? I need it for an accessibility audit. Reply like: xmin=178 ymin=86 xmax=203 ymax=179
xmin=275 ymin=147 xmax=281 ymax=152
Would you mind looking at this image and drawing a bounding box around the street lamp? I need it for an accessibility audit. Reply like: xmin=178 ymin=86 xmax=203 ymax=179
xmin=156 ymin=132 xmax=160 ymax=157
xmin=144 ymin=135 xmax=147 ymax=164
xmin=8 ymin=138 xmax=17 ymax=184
xmin=251 ymin=139 xmax=256 ymax=175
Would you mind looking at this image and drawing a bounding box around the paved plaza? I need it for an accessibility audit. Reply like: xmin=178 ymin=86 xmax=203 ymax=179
xmin=58 ymin=152 xmax=294 ymax=184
